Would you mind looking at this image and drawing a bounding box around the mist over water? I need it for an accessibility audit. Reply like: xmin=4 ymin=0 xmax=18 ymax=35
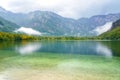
xmin=96 ymin=43 xmax=112 ymax=58
xmin=15 ymin=42 xmax=42 ymax=55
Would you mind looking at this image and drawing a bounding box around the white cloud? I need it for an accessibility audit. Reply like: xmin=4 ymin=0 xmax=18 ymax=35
xmin=15 ymin=27 xmax=42 ymax=35
xmin=92 ymin=22 xmax=113 ymax=35
xmin=0 ymin=0 xmax=117 ymax=19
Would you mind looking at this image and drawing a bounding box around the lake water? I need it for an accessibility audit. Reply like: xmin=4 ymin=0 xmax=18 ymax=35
xmin=0 ymin=40 xmax=120 ymax=57
xmin=0 ymin=41 xmax=120 ymax=80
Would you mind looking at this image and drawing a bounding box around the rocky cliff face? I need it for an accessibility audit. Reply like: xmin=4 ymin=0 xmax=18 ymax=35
xmin=112 ymin=19 xmax=120 ymax=29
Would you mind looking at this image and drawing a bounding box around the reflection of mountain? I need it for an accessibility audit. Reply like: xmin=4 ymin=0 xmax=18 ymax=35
xmin=34 ymin=41 xmax=113 ymax=57
xmin=37 ymin=41 xmax=96 ymax=54
xmin=0 ymin=41 xmax=119 ymax=57
xmin=15 ymin=42 xmax=41 ymax=55
xmin=96 ymin=43 xmax=112 ymax=58
xmin=100 ymin=41 xmax=120 ymax=56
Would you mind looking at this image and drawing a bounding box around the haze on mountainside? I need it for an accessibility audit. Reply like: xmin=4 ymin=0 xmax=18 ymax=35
xmin=0 ymin=6 xmax=120 ymax=36
xmin=0 ymin=0 xmax=120 ymax=36
xmin=0 ymin=0 xmax=120 ymax=19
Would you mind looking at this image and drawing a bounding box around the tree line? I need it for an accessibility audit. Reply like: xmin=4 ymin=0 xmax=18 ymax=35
xmin=0 ymin=32 xmax=119 ymax=41
xmin=0 ymin=32 xmax=38 ymax=41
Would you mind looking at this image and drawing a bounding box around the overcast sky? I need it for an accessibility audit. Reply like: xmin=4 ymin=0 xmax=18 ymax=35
xmin=0 ymin=0 xmax=120 ymax=19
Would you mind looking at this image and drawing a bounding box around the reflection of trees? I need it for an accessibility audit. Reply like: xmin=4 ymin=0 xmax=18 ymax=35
xmin=0 ymin=41 xmax=29 ymax=49
xmin=0 ymin=41 xmax=16 ymax=49
xmin=0 ymin=41 xmax=21 ymax=63
xmin=0 ymin=41 xmax=119 ymax=57
xmin=100 ymin=41 xmax=120 ymax=56
xmin=39 ymin=41 xmax=97 ymax=55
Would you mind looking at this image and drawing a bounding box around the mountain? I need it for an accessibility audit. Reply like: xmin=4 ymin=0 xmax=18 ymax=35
xmin=112 ymin=19 xmax=120 ymax=29
xmin=78 ymin=14 xmax=120 ymax=36
xmin=100 ymin=19 xmax=120 ymax=40
xmin=0 ymin=8 xmax=80 ymax=36
xmin=0 ymin=16 xmax=20 ymax=32
xmin=0 ymin=7 xmax=6 ymax=13
xmin=0 ymin=7 xmax=120 ymax=36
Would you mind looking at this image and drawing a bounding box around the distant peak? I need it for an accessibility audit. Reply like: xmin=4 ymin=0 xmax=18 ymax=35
xmin=30 ymin=10 xmax=57 ymax=15
xmin=0 ymin=6 xmax=5 ymax=10
xmin=0 ymin=6 xmax=6 ymax=12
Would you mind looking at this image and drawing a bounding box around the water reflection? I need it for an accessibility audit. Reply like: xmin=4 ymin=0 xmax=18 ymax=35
xmin=0 ymin=41 xmax=119 ymax=57
xmin=96 ymin=43 xmax=112 ymax=58
xmin=14 ymin=41 xmax=114 ymax=57
xmin=37 ymin=41 xmax=113 ymax=57
xmin=15 ymin=42 xmax=41 ymax=55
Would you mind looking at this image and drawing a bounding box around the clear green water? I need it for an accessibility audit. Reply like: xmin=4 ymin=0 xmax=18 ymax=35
xmin=0 ymin=41 xmax=120 ymax=80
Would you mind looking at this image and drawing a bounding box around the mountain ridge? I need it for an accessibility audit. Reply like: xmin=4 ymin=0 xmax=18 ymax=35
xmin=0 ymin=16 xmax=20 ymax=32
xmin=0 ymin=7 xmax=120 ymax=36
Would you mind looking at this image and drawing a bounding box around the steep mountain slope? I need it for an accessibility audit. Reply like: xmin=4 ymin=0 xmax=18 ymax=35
xmin=112 ymin=19 xmax=120 ymax=29
xmin=100 ymin=19 xmax=120 ymax=40
xmin=91 ymin=22 xmax=113 ymax=36
xmin=0 ymin=16 xmax=20 ymax=32
xmin=0 ymin=7 xmax=120 ymax=36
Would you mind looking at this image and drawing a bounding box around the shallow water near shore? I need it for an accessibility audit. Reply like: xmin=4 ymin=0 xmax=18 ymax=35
xmin=0 ymin=41 xmax=120 ymax=80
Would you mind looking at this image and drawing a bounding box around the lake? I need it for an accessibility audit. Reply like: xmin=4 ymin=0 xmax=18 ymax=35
xmin=0 ymin=41 xmax=120 ymax=80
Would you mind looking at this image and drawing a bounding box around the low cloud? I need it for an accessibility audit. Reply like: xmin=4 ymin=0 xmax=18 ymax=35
xmin=15 ymin=27 xmax=41 ymax=35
